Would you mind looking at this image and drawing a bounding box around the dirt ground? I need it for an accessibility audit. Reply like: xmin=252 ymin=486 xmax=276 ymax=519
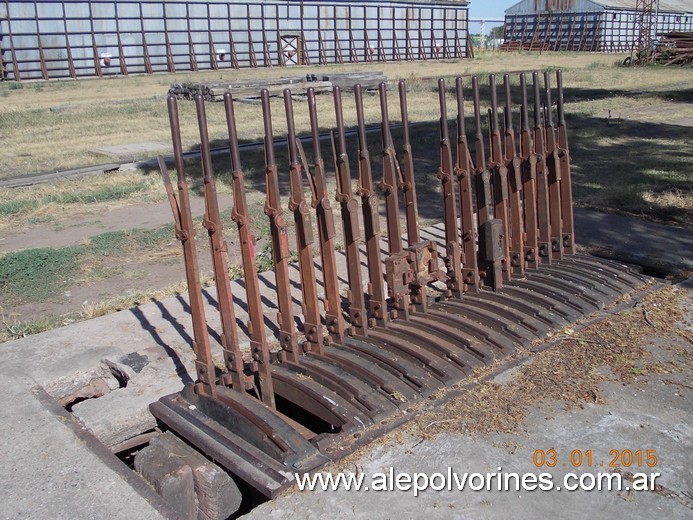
xmin=1 ymin=55 xmax=691 ymax=339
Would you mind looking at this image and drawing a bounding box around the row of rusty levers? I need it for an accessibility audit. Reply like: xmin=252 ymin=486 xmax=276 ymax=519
xmin=151 ymin=70 xmax=648 ymax=498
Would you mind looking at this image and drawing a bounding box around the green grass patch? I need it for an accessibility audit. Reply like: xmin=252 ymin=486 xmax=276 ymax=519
xmin=0 ymin=223 xmax=177 ymax=307
xmin=84 ymin=225 xmax=175 ymax=257
xmin=0 ymin=247 xmax=83 ymax=304
xmin=131 ymin=225 xmax=175 ymax=248
xmin=86 ymin=231 xmax=127 ymax=255
xmin=0 ymin=199 xmax=38 ymax=216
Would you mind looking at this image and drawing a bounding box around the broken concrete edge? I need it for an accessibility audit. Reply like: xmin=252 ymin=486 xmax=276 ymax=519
xmin=581 ymin=244 xmax=692 ymax=280
xmin=31 ymin=385 xmax=183 ymax=520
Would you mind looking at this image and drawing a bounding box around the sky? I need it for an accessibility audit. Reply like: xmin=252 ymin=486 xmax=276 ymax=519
xmin=468 ymin=0 xmax=518 ymax=34
xmin=468 ymin=0 xmax=518 ymax=20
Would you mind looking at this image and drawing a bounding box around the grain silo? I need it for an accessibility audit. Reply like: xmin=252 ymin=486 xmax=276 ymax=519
xmin=502 ymin=0 xmax=693 ymax=52
xmin=0 ymin=0 xmax=470 ymax=81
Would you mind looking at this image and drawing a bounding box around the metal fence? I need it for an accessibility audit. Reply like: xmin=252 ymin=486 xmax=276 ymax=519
xmin=0 ymin=0 xmax=470 ymax=81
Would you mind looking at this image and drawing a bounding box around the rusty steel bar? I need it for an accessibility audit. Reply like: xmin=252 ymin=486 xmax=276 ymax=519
xmin=472 ymin=76 xmax=493 ymax=226
xmin=162 ymin=96 xmax=216 ymax=396
xmin=223 ymin=93 xmax=275 ymax=408
xmin=303 ymin=87 xmax=346 ymax=344
xmin=544 ymin=71 xmax=564 ymax=261
xmin=399 ymin=80 xmax=438 ymax=313
xmin=398 ymin=80 xmax=420 ymax=246
xmin=556 ymin=70 xmax=576 ymax=255
xmin=472 ymin=76 xmax=503 ymax=290
xmin=520 ymin=73 xmax=539 ymax=270
xmin=333 ymin=86 xmax=368 ymax=336
xmin=488 ymin=74 xmax=512 ymax=282
xmin=195 ymin=95 xmax=246 ymax=394
xmin=379 ymin=83 xmax=416 ymax=319
xmin=355 ymin=84 xmax=387 ymax=328
xmin=283 ymin=89 xmax=324 ymax=356
xmin=261 ymin=90 xmax=300 ymax=362
xmin=437 ymin=79 xmax=463 ymax=300
xmin=454 ymin=76 xmax=480 ymax=292
xmin=532 ymin=71 xmax=552 ymax=265
xmin=503 ymin=74 xmax=525 ymax=277
xmin=378 ymin=82 xmax=404 ymax=256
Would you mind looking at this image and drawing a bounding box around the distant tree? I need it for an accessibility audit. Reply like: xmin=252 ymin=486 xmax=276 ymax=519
xmin=489 ymin=25 xmax=505 ymax=40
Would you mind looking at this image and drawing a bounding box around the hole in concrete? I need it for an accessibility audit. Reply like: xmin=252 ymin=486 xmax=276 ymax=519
xmin=59 ymin=377 xmax=114 ymax=411
xmin=114 ymin=428 xmax=159 ymax=470
xmin=274 ymin=393 xmax=342 ymax=435
xmin=229 ymin=481 xmax=268 ymax=519
xmin=64 ymin=395 xmax=94 ymax=412
xmin=640 ymin=265 xmax=678 ymax=281
xmin=107 ymin=366 xmax=129 ymax=389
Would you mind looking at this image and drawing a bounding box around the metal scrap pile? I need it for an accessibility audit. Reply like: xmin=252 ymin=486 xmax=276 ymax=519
xmin=654 ymin=32 xmax=693 ymax=66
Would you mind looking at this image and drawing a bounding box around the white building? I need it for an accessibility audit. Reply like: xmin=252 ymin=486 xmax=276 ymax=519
xmin=503 ymin=0 xmax=693 ymax=52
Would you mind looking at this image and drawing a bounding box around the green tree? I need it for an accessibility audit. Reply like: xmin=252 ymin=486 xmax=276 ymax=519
xmin=489 ymin=25 xmax=505 ymax=40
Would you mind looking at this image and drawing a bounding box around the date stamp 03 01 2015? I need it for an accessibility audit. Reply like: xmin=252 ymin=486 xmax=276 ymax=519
xmin=532 ymin=449 xmax=658 ymax=469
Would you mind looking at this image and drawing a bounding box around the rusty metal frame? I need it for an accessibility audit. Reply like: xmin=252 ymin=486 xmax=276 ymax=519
xmin=150 ymin=70 xmax=651 ymax=502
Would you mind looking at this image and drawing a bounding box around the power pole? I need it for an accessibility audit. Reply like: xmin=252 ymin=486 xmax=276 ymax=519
xmin=633 ymin=0 xmax=657 ymax=64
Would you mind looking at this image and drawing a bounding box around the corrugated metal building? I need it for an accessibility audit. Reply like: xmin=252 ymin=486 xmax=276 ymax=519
xmin=0 ymin=0 xmax=469 ymax=81
xmin=503 ymin=0 xmax=693 ymax=52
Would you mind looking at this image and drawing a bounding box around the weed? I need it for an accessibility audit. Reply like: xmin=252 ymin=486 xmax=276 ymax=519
xmin=131 ymin=225 xmax=175 ymax=248
xmin=44 ymin=182 xmax=150 ymax=205
xmin=2 ymin=316 xmax=57 ymax=341
xmin=255 ymin=242 xmax=274 ymax=273
xmin=0 ymin=199 xmax=37 ymax=216
xmin=84 ymin=231 xmax=126 ymax=255
xmin=0 ymin=246 xmax=82 ymax=304
xmin=228 ymin=263 xmax=244 ymax=280
xmin=27 ymin=215 xmax=57 ymax=225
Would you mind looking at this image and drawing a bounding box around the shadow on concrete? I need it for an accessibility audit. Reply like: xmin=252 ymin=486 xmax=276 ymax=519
xmin=130 ymin=304 xmax=194 ymax=385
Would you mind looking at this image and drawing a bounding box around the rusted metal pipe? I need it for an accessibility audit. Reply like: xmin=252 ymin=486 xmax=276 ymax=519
xmin=283 ymin=89 xmax=324 ymax=355
xmin=355 ymin=84 xmax=387 ymax=328
xmin=503 ymin=73 xmax=526 ymax=277
xmin=437 ymin=78 xmax=463 ymax=300
xmin=519 ymin=73 xmax=539 ymax=269
xmin=556 ymin=70 xmax=576 ymax=255
xmin=333 ymin=86 xmax=368 ymax=335
xmin=195 ymin=94 xmax=246 ymax=394
xmin=302 ymin=87 xmax=346 ymax=344
xmin=162 ymin=96 xmax=217 ymax=396
xmin=543 ymin=71 xmax=564 ymax=261
xmin=454 ymin=77 xmax=480 ymax=292
xmin=223 ymin=92 xmax=276 ymax=408
xmin=261 ymin=90 xmax=300 ymax=362
xmin=532 ymin=71 xmax=552 ymax=264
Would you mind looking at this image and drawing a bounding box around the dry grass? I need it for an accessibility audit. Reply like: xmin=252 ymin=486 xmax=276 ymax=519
xmin=410 ymin=285 xmax=689 ymax=439
xmin=0 ymin=171 xmax=165 ymax=230
xmin=4 ymin=50 xmax=685 ymax=179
